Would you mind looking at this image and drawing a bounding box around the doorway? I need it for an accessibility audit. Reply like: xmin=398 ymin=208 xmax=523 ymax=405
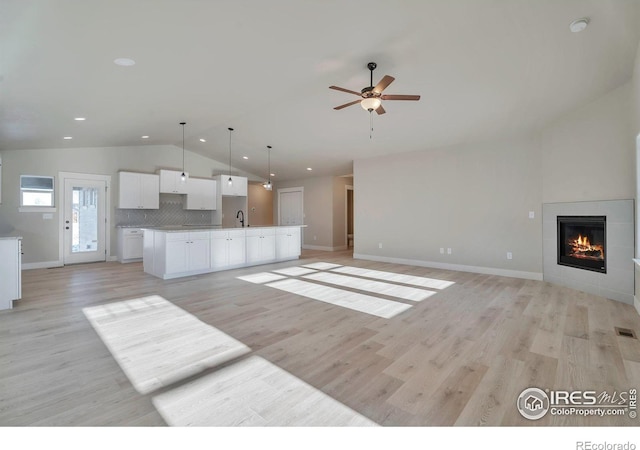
xmin=345 ymin=185 xmax=353 ymax=248
xmin=60 ymin=173 xmax=110 ymax=265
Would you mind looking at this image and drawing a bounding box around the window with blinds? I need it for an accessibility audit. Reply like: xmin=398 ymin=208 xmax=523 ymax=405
xmin=20 ymin=175 xmax=55 ymax=207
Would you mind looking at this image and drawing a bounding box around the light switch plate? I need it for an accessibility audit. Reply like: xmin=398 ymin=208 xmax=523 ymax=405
xmin=529 ymin=211 xmax=535 ymax=219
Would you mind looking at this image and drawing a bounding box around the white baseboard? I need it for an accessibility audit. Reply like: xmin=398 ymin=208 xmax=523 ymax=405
xmin=353 ymin=253 xmax=544 ymax=281
xmin=22 ymin=260 xmax=64 ymax=270
xmin=635 ymin=296 xmax=640 ymax=317
xmin=23 ymin=256 xmax=115 ymax=269
xmin=303 ymin=244 xmax=348 ymax=252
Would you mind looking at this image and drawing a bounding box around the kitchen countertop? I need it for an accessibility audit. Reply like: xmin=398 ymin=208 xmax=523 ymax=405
xmin=0 ymin=236 xmax=23 ymax=240
xmin=141 ymin=225 xmax=306 ymax=232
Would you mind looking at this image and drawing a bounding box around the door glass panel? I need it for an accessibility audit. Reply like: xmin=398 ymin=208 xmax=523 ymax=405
xmin=72 ymin=186 xmax=99 ymax=253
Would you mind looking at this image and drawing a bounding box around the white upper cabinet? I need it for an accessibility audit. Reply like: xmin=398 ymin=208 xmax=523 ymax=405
xmin=118 ymin=172 xmax=160 ymax=209
xmin=184 ymin=178 xmax=217 ymax=210
xmin=217 ymin=175 xmax=247 ymax=197
xmin=159 ymin=169 xmax=189 ymax=194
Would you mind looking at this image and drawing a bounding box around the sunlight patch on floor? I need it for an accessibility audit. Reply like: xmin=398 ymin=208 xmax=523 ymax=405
xmin=303 ymin=271 xmax=436 ymax=302
xmin=236 ymin=272 xmax=287 ymax=284
xmin=303 ymin=262 xmax=343 ymax=270
xmin=152 ymin=356 xmax=378 ymax=426
xmin=83 ymin=295 xmax=250 ymax=394
xmin=332 ymin=266 xmax=455 ymax=289
xmin=266 ymin=278 xmax=412 ymax=319
xmin=272 ymin=267 xmax=318 ymax=276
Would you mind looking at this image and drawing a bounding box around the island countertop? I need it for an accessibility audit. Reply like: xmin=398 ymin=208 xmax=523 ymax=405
xmin=140 ymin=225 xmax=306 ymax=233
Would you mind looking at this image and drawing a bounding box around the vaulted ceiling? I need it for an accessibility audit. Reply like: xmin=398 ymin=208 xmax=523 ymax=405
xmin=1 ymin=0 xmax=639 ymax=181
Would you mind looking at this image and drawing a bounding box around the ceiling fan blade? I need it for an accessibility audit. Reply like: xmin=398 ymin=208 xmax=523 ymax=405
xmin=375 ymin=104 xmax=386 ymax=115
xmin=333 ymin=99 xmax=362 ymax=110
xmin=329 ymin=85 xmax=362 ymax=96
xmin=381 ymin=94 xmax=420 ymax=101
xmin=373 ymin=75 xmax=395 ymax=93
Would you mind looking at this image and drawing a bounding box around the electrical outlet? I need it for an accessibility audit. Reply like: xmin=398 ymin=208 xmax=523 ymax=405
xmin=440 ymin=248 xmax=444 ymax=254
xmin=507 ymin=252 xmax=513 ymax=260
xmin=447 ymin=248 xmax=452 ymax=255
xmin=313 ymin=235 xmax=317 ymax=241
xmin=379 ymin=243 xmax=383 ymax=249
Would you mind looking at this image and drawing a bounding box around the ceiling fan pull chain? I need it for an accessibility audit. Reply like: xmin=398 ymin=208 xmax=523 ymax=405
xmin=370 ymin=110 xmax=373 ymax=139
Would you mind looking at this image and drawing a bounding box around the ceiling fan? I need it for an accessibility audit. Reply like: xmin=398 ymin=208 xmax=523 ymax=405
xmin=330 ymin=62 xmax=420 ymax=115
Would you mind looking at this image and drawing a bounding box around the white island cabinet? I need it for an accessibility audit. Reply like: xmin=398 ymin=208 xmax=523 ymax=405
xmin=276 ymin=227 xmax=301 ymax=260
xmin=246 ymin=227 xmax=276 ymax=264
xmin=142 ymin=226 xmax=303 ymax=279
xmin=211 ymin=229 xmax=246 ymax=269
xmin=0 ymin=237 xmax=22 ymax=311
xmin=146 ymin=231 xmax=210 ymax=279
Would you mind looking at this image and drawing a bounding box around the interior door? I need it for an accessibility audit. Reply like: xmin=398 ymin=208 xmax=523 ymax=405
xmin=63 ymin=179 xmax=107 ymax=264
xmin=279 ymin=189 xmax=303 ymax=226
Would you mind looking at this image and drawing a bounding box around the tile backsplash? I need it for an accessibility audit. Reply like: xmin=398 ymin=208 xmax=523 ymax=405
xmin=115 ymin=194 xmax=213 ymax=227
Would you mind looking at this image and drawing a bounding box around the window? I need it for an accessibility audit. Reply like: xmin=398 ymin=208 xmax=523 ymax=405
xmin=20 ymin=175 xmax=55 ymax=207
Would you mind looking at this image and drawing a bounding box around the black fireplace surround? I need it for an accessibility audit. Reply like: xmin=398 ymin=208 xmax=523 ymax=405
xmin=557 ymin=216 xmax=606 ymax=274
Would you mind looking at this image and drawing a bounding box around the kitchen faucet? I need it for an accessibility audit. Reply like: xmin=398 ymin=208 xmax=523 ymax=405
xmin=236 ymin=210 xmax=245 ymax=227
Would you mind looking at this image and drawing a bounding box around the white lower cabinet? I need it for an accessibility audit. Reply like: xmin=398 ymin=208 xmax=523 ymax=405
xmin=118 ymin=228 xmax=144 ymax=262
xmin=210 ymin=229 xmax=246 ymax=269
xmin=276 ymin=227 xmax=301 ymax=260
xmin=163 ymin=232 xmax=211 ymax=277
xmin=246 ymin=228 xmax=276 ymax=264
xmin=0 ymin=238 xmax=22 ymax=311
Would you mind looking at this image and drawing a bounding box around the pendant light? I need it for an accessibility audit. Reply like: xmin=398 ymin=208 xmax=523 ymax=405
xmin=180 ymin=122 xmax=186 ymax=182
xmin=263 ymin=145 xmax=272 ymax=191
xmin=227 ymin=127 xmax=234 ymax=187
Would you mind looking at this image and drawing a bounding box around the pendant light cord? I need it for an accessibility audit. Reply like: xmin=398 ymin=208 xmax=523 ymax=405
xmin=182 ymin=123 xmax=185 ymax=172
xmin=228 ymin=128 xmax=233 ymax=175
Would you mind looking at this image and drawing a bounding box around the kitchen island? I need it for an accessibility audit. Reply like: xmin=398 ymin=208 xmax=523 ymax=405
xmin=142 ymin=225 xmax=304 ymax=280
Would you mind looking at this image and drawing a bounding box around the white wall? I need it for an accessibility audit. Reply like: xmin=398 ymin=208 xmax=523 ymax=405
xmin=0 ymin=145 xmax=259 ymax=265
xmin=541 ymin=82 xmax=633 ymax=204
xmin=354 ymin=80 xmax=634 ymax=280
xmin=354 ymin=135 xmax=543 ymax=277
xmin=247 ymin=182 xmax=274 ymax=226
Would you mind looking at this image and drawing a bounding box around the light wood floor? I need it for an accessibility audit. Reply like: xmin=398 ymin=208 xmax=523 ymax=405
xmin=1 ymin=250 xmax=639 ymax=426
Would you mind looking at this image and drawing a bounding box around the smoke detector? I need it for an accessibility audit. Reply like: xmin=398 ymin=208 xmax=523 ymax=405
xmin=569 ymin=17 xmax=590 ymax=33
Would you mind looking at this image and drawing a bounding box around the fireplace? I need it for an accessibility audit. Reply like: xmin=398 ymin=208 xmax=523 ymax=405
xmin=557 ymin=216 xmax=606 ymax=273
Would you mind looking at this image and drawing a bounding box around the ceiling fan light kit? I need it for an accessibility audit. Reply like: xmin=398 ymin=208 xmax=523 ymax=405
xmin=330 ymin=61 xmax=420 ymax=115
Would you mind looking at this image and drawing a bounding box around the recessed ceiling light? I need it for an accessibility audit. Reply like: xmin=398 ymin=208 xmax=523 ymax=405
xmin=63 ymin=136 xmax=73 ymax=140
xmin=199 ymin=138 xmax=206 ymax=143
xmin=307 ymin=167 xmax=312 ymax=171
xmin=270 ymin=173 xmax=275 ymax=177
xmin=569 ymin=17 xmax=589 ymax=33
xmin=243 ymin=156 xmax=249 ymax=160
xmin=141 ymin=135 xmax=149 ymax=139
xmin=74 ymin=117 xmax=86 ymax=121
xmin=114 ymin=58 xmax=136 ymax=66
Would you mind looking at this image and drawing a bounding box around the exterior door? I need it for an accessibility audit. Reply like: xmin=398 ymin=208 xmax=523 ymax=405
xmin=63 ymin=179 xmax=107 ymax=264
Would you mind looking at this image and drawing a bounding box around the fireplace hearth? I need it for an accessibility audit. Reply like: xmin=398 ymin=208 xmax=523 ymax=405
xmin=557 ymin=216 xmax=606 ymax=273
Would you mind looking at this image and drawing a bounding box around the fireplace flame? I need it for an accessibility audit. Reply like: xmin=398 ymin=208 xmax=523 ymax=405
xmin=570 ymin=234 xmax=604 ymax=260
